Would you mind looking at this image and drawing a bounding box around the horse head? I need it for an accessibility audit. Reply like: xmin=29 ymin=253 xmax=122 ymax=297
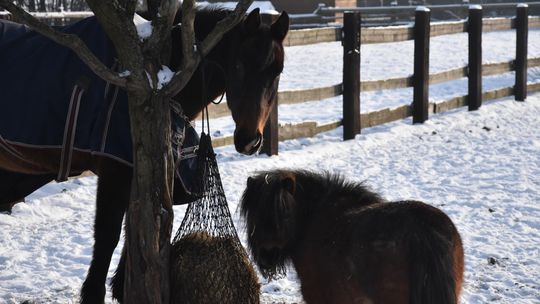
xmin=169 ymin=8 xmax=288 ymax=155
xmin=240 ymin=170 xmax=297 ymax=279
xmin=168 ymin=8 xmax=289 ymax=154
xmin=225 ymin=9 xmax=289 ymax=155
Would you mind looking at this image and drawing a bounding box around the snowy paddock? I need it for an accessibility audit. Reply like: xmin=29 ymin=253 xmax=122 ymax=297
xmin=1 ymin=28 xmax=540 ymax=303
xmin=1 ymin=92 xmax=539 ymax=304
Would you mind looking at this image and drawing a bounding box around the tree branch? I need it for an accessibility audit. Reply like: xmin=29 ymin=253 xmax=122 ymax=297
xmin=84 ymin=0 xmax=152 ymax=95
xmin=85 ymin=0 xmax=141 ymax=66
xmin=144 ymin=0 xmax=179 ymax=66
xmin=162 ymin=0 xmax=254 ymax=98
xmin=0 ymin=0 xmax=130 ymax=89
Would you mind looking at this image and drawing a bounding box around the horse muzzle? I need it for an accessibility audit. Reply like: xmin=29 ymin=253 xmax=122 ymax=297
xmin=234 ymin=131 xmax=263 ymax=155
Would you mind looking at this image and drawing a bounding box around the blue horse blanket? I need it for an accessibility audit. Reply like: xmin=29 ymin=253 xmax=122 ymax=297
xmin=0 ymin=17 xmax=199 ymax=197
xmin=0 ymin=17 xmax=133 ymax=165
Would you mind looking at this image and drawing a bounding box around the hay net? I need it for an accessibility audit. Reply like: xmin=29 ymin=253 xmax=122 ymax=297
xmin=170 ymin=132 xmax=260 ymax=303
xmin=173 ymin=132 xmax=242 ymax=242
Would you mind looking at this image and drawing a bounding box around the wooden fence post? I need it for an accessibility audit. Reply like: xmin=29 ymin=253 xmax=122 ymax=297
xmin=413 ymin=7 xmax=430 ymax=124
xmin=468 ymin=5 xmax=483 ymax=111
xmin=261 ymin=12 xmax=280 ymax=156
xmin=515 ymin=4 xmax=528 ymax=101
xmin=342 ymin=11 xmax=361 ymax=140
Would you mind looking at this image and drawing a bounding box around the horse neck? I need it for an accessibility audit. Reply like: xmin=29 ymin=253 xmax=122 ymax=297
xmin=178 ymin=31 xmax=235 ymax=120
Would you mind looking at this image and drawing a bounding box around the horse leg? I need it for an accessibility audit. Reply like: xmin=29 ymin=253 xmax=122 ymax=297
xmin=81 ymin=163 xmax=130 ymax=304
xmin=110 ymin=243 xmax=126 ymax=302
xmin=0 ymin=169 xmax=55 ymax=212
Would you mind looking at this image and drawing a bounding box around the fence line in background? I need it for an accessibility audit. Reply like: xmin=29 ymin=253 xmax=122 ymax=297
xmin=259 ymin=5 xmax=540 ymax=155
xmin=206 ymin=56 xmax=540 ymax=120
xmin=284 ymin=16 xmax=540 ymax=46
xmin=211 ymin=80 xmax=540 ymax=149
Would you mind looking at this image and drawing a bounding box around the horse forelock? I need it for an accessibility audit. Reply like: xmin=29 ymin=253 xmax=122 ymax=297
xmin=241 ymin=171 xmax=295 ymax=227
xmin=241 ymin=170 xmax=298 ymax=245
xmin=241 ymin=179 xmax=291 ymax=280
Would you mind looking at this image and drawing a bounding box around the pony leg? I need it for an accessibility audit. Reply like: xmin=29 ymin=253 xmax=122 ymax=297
xmin=81 ymin=163 xmax=130 ymax=304
xmin=0 ymin=169 xmax=54 ymax=212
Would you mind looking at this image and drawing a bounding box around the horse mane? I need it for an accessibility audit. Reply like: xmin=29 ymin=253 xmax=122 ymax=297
xmin=251 ymin=169 xmax=385 ymax=210
xmin=173 ymin=6 xmax=237 ymax=40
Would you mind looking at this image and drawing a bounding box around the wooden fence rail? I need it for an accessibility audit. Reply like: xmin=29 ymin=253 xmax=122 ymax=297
xmin=284 ymin=16 xmax=540 ymax=46
xmin=254 ymin=5 xmax=540 ymax=155
xmin=211 ymin=80 xmax=540 ymax=149
xmin=206 ymin=57 xmax=540 ymax=119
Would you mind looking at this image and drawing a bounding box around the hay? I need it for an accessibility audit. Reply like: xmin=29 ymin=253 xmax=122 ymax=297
xmin=171 ymin=231 xmax=260 ymax=304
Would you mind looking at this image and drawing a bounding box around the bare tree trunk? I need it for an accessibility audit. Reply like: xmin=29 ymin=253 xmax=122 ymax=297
xmin=124 ymin=92 xmax=174 ymax=304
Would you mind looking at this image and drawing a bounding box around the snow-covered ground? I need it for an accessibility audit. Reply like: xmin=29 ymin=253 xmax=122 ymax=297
xmin=1 ymin=28 xmax=540 ymax=303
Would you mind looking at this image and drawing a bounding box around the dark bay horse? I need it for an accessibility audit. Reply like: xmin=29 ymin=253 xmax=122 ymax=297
xmin=240 ymin=170 xmax=464 ymax=304
xmin=0 ymin=8 xmax=289 ymax=304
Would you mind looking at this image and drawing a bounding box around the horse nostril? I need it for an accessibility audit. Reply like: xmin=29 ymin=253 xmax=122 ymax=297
xmin=248 ymin=133 xmax=263 ymax=151
xmin=236 ymin=132 xmax=263 ymax=155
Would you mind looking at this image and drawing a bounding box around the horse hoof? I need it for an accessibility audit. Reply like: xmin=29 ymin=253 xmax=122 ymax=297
xmin=80 ymin=281 xmax=105 ymax=304
xmin=0 ymin=201 xmax=19 ymax=213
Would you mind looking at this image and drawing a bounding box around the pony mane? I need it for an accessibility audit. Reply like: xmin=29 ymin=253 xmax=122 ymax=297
xmin=250 ymin=169 xmax=385 ymax=210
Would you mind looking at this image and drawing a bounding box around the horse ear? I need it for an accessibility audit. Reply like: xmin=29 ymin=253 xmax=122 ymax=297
xmin=245 ymin=8 xmax=261 ymax=33
xmin=271 ymin=12 xmax=289 ymax=42
xmin=247 ymin=176 xmax=255 ymax=188
xmin=281 ymin=175 xmax=296 ymax=195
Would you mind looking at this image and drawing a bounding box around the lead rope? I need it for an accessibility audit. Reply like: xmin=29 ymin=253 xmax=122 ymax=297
xmin=197 ymin=42 xmax=212 ymax=136
xmin=200 ymin=61 xmax=211 ymax=136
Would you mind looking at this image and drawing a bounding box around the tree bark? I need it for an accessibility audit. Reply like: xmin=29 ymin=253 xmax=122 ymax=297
xmin=124 ymin=92 xmax=174 ymax=304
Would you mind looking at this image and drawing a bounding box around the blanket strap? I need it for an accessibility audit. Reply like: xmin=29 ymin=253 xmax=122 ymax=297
xmin=57 ymin=77 xmax=90 ymax=182
xmin=100 ymin=60 xmax=120 ymax=153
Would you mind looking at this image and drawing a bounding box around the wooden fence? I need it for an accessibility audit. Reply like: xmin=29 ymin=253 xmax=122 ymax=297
xmin=208 ymin=5 xmax=540 ymax=154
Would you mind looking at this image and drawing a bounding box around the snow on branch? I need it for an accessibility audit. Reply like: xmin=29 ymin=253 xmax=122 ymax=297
xmin=133 ymin=13 xmax=153 ymax=40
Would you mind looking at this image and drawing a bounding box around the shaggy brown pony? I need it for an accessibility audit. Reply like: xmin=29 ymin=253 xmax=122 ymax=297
xmin=240 ymin=170 xmax=464 ymax=304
